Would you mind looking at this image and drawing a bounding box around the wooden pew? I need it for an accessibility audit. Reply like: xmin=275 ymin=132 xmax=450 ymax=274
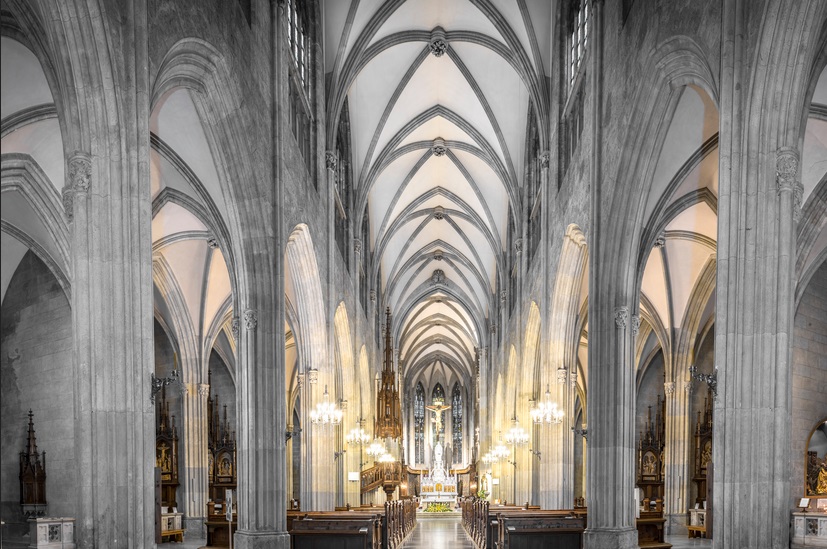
xmin=497 ymin=512 xmax=586 ymax=549
xmin=290 ymin=512 xmax=383 ymax=549
xmin=636 ymin=510 xmax=671 ymax=549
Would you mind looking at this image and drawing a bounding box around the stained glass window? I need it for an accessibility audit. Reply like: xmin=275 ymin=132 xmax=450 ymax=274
xmin=452 ymin=383 xmax=463 ymax=463
xmin=414 ymin=383 xmax=425 ymax=464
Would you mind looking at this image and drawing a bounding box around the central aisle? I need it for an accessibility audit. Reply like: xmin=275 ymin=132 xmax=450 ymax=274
xmin=401 ymin=516 xmax=475 ymax=548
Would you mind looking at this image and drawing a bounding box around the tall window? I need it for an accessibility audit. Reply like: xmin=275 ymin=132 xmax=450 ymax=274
xmin=286 ymin=0 xmax=313 ymax=174
xmin=452 ymin=383 xmax=463 ymax=463
xmin=414 ymin=383 xmax=425 ymax=464
xmin=286 ymin=0 xmax=310 ymax=90
xmin=567 ymin=0 xmax=590 ymax=89
xmin=431 ymin=384 xmax=445 ymax=443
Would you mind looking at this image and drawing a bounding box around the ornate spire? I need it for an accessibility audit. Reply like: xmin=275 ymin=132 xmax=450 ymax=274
xmin=375 ymin=308 xmax=402 ymax=439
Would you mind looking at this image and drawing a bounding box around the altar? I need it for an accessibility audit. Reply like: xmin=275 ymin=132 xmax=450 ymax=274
xmin=419 ymin=441 xmax=457 ymax=505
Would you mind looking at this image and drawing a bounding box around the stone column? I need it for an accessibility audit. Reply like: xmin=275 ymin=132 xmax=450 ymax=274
xmin=583 ymin=307 xmax=638 ymax=549
xmin=662 ymin=370 xmax=691 ymax=535
xmin=181 ymin=380 xmax=210 ymax=536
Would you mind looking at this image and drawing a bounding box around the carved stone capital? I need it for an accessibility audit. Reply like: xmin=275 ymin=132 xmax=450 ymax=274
xmin=684 ymin=381 xmax=694 ymax=395
xmin=296 ymin=372 xmax=305 ymax=389
xmin=433 ymin=205 xmax=445 ymax=220
xmin=631 ymin=315 xmax=641 ymax=335
xmin=244 ymin=309 xmax=258 ymax=331
xmin=429 ymin=27 xmax=448 ymax=57
xmin=353 ymin=238 xmax=362 ymax=255
xmin=369 ymin=289 xmax=377 ymax=303
xmin=307 ymin=368 xmax=319 ymax=384
xmin=653 ymin=235 xmax=666 ymax=248
xmin=570 ymin=370 xmax=578 ymax=389
xmin=614 ymin=306 xmax=629 ymax=329
xmin=538 ymin=151 xmax=550 ymax=169
xmin=198 ymin=383 xmax=210 ymax=397
xmin=432 ymin=138 xmax=447 ymax=157
xmin=325 ymin=150 xmax=338 ymax=172
xmin=556 ymin=367 xmax=567 ymax=385
xmin=231 ymin=316 xmax=240 ymax=341
xmin=68 ymin=152 xmax=92 ymax=193
xmin=664 ymin=381 xmax=676 ymax=396
xmin=500 ymin=290 xmax=507 ymax=304
xmin=794 ymin=182 xmax=804 ymax=222
xmin=515 ymin=238 xmax=524 ymax=255
xmin=207 ymin=237 xmax=219 ymax=249
xmin=776 ymin=147 xmax=799 ymax=194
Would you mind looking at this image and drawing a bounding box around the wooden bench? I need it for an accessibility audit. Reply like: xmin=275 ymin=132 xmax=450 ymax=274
xmin=687 ymin=524 xmax=707 ymax=538
xmin=497 ymin=511 xmax=586 ymax=549
xmin=160 ymin=528 xmax=184 ymax=543
xmin=637 ymin=511 xmax=672 ymax=548
xmin=290 ymin=513 xmax=383 ymax=549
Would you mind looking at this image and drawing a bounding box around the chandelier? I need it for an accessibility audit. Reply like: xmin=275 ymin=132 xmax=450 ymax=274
xmin=346 ymin=427 xmax=371 ymax=446
xmin=366 ymin=439 xmax=386 ymax=458
xmin=310 ymin=385 xmax=342 ymax=426
xmin=493 ymin=434 xmax=511 ymax=459
xmin=531 ymin=386 xmax=564 ymax=425
xmin=378 ymin=452 xmax=396 ymax=463
xmin=505 ymin=419 xmax=529 ymax=446
xmin=482 ymin=451 xmax=498 ymax=464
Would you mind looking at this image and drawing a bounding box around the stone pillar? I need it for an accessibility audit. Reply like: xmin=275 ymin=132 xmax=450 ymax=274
xmin=583 ymin=307 xmax=638 ymax=549
xmin=235 ymin=306 xmax=289 ymax=549
xmin=181 ymin=380 xmax=209 ymax=536
xmin=662 ymin=372 xmax=691 ymax=535
xmin=65 ymin=91 xmax=156 ymax=549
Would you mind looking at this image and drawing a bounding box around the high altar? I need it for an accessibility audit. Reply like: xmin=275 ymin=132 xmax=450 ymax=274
xmin=419 ymin=441 xmax=457 ymax=505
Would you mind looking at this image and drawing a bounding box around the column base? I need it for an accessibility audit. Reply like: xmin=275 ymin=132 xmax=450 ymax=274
xmin=665 ymin=513 xmax=687 ymax=536
xmin=583 ymin=527 xmax=638 ymax=549
xmin=183 ymin=517 xmax=205 ymax=538
xmin=234 ymin=530 xmax=290 ymax=549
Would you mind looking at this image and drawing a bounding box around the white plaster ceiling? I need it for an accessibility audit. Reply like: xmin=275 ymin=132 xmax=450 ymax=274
xmin=325 ymin=1 xmax=546 ymax=386
xmin=0 ymin=38 xmax=53 ymax=119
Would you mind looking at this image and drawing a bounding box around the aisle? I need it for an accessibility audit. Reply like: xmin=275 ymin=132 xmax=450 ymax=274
xmin=401 ymin=516 xmax=474 ymax=548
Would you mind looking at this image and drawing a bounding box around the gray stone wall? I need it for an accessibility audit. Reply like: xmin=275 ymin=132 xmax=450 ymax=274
xmin=209 ymin=350 xmax=236 ymax=434
xmin=0 ymin=252 xmax=75 ymax=537
xmin=791 ymin=260 xmax=827 ymax=508
xmin=636 ymin=351 xmax=665 ymax=446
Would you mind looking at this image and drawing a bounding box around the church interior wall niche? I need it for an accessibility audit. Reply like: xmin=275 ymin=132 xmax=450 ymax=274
xmin=0 ymin=252 xmax=76 ymax=538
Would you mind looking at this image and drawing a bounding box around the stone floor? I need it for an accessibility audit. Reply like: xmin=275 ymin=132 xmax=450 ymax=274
xmin=156 ymin=526 xmax=713 ymax=549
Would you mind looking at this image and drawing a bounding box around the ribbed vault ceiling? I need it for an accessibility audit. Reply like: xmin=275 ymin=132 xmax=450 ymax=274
xmin=325 ymin=0 xmax=550 ymax=386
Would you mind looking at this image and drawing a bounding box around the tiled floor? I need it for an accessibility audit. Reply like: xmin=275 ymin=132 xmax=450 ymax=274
xmin=664 ymin=534 xmax=712 ymax=548
xmin=400 ymin=516 xmax=475 ymax=548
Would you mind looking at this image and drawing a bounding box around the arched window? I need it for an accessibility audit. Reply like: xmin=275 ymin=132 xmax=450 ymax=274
xmin=285 ymin=0 xmax=313 ymax=173
xmin=452 ymin=383 xmax=463 ymax=463
xmin=431 ymin=383 xmax=446 ymax=443
xmin=414 ymin=383 xmax=425 ymax=464
xmin=286 ymin=0 xmax=310 ymax=89
xmin=567 ymin=0 xmax=590 ymax=89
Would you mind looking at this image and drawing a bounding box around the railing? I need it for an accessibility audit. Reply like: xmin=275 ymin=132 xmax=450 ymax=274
xmin=360 ymin=462 xmax=402 ymax=494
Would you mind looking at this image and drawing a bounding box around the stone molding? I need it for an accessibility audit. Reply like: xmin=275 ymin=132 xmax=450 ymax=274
xmin=664 ymin=381 xmax=676 ymax=395
xmin=654 ymin=235 xmax=666 ymax=248
xmin=776 ymin=147 xmax=803 ymax=221
xmin=62 ymin=151 xmax=92 ymax=222
xmin=557 ymin=367 xmax=567 ymax=384
xmin=231 ymin=316 xmax=239 ymax=341
xmin=369 ymin=289 xmax=376 ymax=303
xmin=198 ymin=383 xmax=210 ymax=397
xmin=515 ymin=238 xmax=523 ymax=255
xmin=570 ymin=370 xmax=578 ymax=388
xmin=500 ymin=290 xmax=506 ymax=304
xmin=631 ymin=315 xmax=641 ymax=335
xmin=207 ymin=237 xmax=218 ymax=249
xmin=429 ymin=27 xmax=448 ymax=57
xmin=307 ymin=368 xmax=319 ymax=384
xmin=244 ymin=309 xmax=257 ymax=331
xmin=432 ymin=137 xmax=447 ymax=157
xmin=325 ymin=150 xmax=338 ymax=171
xmin=614 ymin=306 xmax=629 ymax=329
xmin=684 ymin=381 xmax=693 ymax=395
xmin=430 ymin=269 xmax=446 ymax=285
xmin=538 ymin=151 xmax=550 ymax=169
xmin=353 ymin=238 xmax=362 ymax=255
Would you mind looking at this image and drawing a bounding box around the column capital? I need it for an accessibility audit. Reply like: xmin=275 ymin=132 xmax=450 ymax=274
xmin=231 ymin=316 xmax=240 ymax=341
xmin=775 ymin=146 xmax=799 ymax=193
xmin=664 ymin=381 xmax=676 ymax=396
xmin=63 ymin=151 xmax=92 ymax=222
xmin=631 ymin=314 xmax=641 ymax=335
xmin=614 ymin=306 xmax=629 ymax=329
xmin=353 ymin=238 xmax=362 ymax=255
xmin=538 ymin=150 xmax=550 ymax=169
xmin=198 ymin=383 xmax=210 ymax=397
xmin=325 ymin=150 xmax=338 ymax=171
xmin=244 ymin=309 xmax=258 ymax=331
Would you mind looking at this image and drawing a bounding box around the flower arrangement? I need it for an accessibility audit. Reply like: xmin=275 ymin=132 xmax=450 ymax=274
xmin=424 ymin=502 xmax=452 ymax=513
xmin=476 ymin=488 xmax=489 ymax=499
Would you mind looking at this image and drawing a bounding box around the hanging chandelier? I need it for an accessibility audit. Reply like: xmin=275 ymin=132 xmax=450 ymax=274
xmin=366 ymin=439 xmax=386 ymax=458
xmin=505 ymin=418 xmax=529 ymax=446
xmin=378 ymin=452 xmax=396 ymax=463
xmin=346 ymin=427 xmax=371 ymax=446
xmin=531 ymin=386 xmax=565 ymax=425
xmin=310 ymin=385 xmax=342 ymax=426
xmin=482 ymin=451 xmax=498 ymax=464
xmin=493 ymin=433 xmax=511 ymax=459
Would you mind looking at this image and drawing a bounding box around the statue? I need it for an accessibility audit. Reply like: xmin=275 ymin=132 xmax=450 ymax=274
xmin=817 ymin=466 xmax=827 ymax=494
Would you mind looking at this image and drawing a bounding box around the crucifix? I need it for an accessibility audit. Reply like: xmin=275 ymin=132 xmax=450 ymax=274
xmin=426 ymin=398 xmax=451 ymax=440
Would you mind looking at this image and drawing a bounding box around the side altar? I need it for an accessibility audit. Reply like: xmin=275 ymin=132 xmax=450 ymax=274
xmin=419 ymin=442 xmax=457 ymax=505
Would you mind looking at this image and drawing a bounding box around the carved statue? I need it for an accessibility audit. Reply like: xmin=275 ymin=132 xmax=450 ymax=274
xmin=817 ymin=466 xmax=827 ymax=494
xmin=642 ymin=453 xmax=657 ymax=475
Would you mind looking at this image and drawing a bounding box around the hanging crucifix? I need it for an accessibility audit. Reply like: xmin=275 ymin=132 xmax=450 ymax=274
xmin=426 ymin=398 xmax=451 ymax=442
